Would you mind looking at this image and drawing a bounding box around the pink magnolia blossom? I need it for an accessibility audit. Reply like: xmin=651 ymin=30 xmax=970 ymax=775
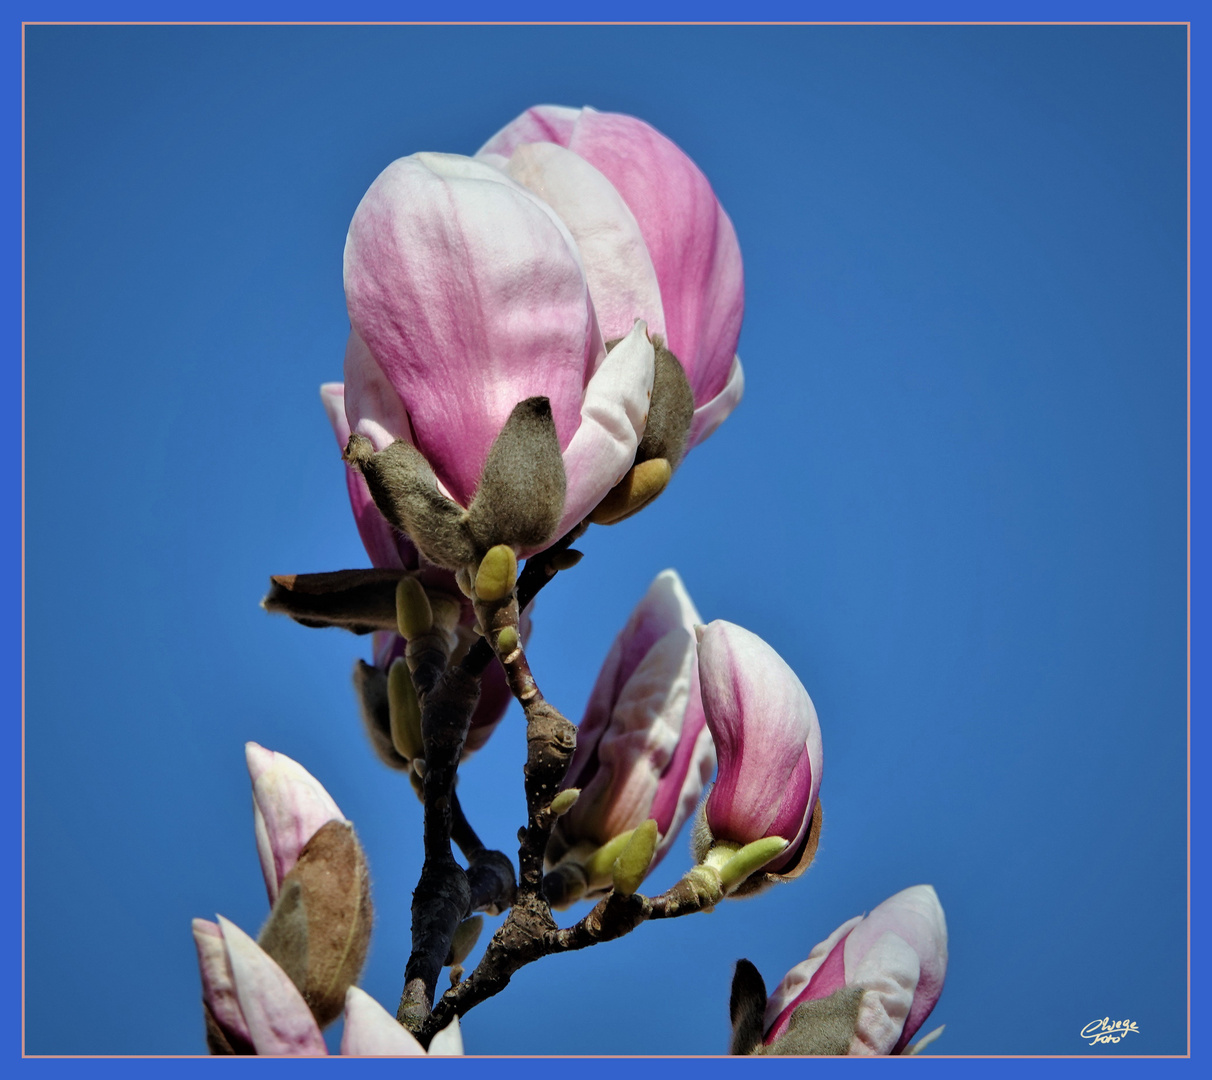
xmin=246 ymin=742 xmax=344 ymax=906
xmin=343 ymin=152 xmax=654 ymax=550
xmin=479 ymin=105 xmax=744 ymax=449
xmin=321 ymin=382 xmax=522 ymax=753
xmin=763 ymin=885 xmax=949 ymax=1055
xmin=695 ymin=621 xmax=822 ymax=877
xmin=193 ymin=915 xmax=327 ymax=1056
xmin=549 ymin=570 xmax=715 ymax=896
xmin=193 ymin=918 xmax=462 ymax=1056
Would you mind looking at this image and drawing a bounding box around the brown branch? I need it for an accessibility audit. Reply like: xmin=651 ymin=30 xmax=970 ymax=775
xmin=396 ymin=663 xmax=479 ymax=1031
xmin=461 ymin=522 xmax=588 ymax=676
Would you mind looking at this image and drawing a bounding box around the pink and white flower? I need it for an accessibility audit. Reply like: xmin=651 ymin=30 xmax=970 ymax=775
xmin=764 ymin=885 xmax=948 ymax=1055
xmin=695 ymin=621 xmax=823 ymax=883
xmin=193 ymin=917 xmax=461 ymax=1056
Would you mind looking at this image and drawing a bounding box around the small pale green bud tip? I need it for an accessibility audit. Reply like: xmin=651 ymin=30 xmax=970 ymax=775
xmin=548 ymin=788 xmax=580 ymax=818
xmin=496 ymin=625 xmax=519 ymax=656
xmin=718 ymin=837 xmax=790 ymax=892
xmin=612 ymin=818 xmax=659 ymax=897
xmin=475 ymin=544 xmax=518 ymax=601
xmin=395 ymin=576 xmax=433 ymax=639
xmin=455 ymin=568 xmax=474 ymax=598
xmin=387 ymin=658 xmax=424 ymax=761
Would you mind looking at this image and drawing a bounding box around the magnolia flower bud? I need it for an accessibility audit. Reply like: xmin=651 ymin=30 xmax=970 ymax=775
xmin=545 ymin=570 xmax=716 ymax=906
xmin=693 ymin=621 xmax=823 ymax=895
xmin=192 ymin=921 xmax=461 ymax=1057
xmin=192 ymin=916 xmax=326 ymax=1056
xmin=480 ymin=105 xmax=745 ymax=453
xmin=342 ymin=152 xmax=655 ymax=564
xmin=247 ymin=742 xmax=344 ymax=906
xmin=245 ymin=745 xmax=372 ymax=1028
xmin=762 ymin=885 xmax=949 ymax=1056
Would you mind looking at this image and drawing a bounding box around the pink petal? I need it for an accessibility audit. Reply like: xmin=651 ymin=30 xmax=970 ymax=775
xmin=340 ymin=987 xmax=425 ymax=1056
xmin=765 ymin=927 xmax=857 ymax=1044
xmin=246 ymin=743 xmax=344 ymax=905
xmin=565 ymin=626 xmax=696 ymax=845
xmin=549 ymin=320 xmax=654 ymax=545
xmin=846 ymin=932 xmax=921 ymax=1055
xmin=697 ymin=621 xmax=822 ymax=863
xmin=192 ymin=918 xmax=252 ymax=1048
xmin=763 ymin=915 xmax=865 ymax=1043
xmin=479 ymin=104 xmax=581 ymax=158
xmin=566 ymin=570 xmax=700 ymax=790
xmin=216 ymin=916 xmax=327 ymax=1056
xmin=344 ymin=152 xmax=599 ymax=507
xmin=341 ymin=330 xmax=416 ymax=454
xmin=481 ymin=106 xmax=743 ymax=406
xmin=687 ymin=355 xmax=745 ymax=451
xmin=496 ymin=141 xmax=666 ymax=343
xmin=321 ymin=379 xmax=415 ymax=571
xmin=647 ymin=660 xmax=715 ymax=857
xmin=845 ymin=885 xmax=948 ymax=1052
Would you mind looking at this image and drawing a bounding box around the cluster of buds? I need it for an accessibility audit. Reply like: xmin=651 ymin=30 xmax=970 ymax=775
xmin=730 ymin=885 xmax=949 ymax=1056
xmin=192 ymin=745 xmax=460 ymax=1056
xmin=541 ymin=571 xmax=824 ymax=908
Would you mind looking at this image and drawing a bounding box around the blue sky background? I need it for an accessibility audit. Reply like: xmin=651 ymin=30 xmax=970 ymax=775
xmin=23 ymin=24 xmax=1187 ymax=1057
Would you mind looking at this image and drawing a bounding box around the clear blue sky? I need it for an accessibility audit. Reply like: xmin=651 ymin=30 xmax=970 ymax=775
xmin=24 ymin=24 xmax=1187 ymax=1056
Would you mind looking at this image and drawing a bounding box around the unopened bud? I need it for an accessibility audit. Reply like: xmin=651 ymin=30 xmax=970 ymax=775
xmin=548 ymin=788 xmax=580 ymax=818
xmin=496 ymin=625 xmax=519 ymax=656
xmin=445 ymin=916 xmax=483 ymax=967
xmin=475 ymin=544 xmax=518 ymax=601
xmin=718 ymin=837 xmax=790 ymax=893
xmin=395 ymin=576 xmax=433 ymax=639
xmin=612 ymin=818 xmax=659 ymax=897
xmin=590 ymin=458 xmax=672 ymax=525
xmin=387 ymin=658 xmax=424 ymax=761
xmin=257 ymin=820 xmax=372 ymax=1028
xmin=455 ymin=567 xmax=475 ymax=598
xmin=549 ymin=548 xmax=584 ymax=572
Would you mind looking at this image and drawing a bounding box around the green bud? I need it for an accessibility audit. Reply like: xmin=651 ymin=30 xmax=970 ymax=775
xmin=583 ymin=828 xmax=637 ymax=884
xmin=475 ymin=544 xmax=518 ymax=601
xmin=445 ymin=916 xmax=483 ymax=967
xmin=387 ymin=658 xmax=424 ymax=761
xmin=548 ymin=788 xmax=580 ymax=818
xmin=612 ymin=818 xmax=659 ymax=897
xmin=455 ymin=568 xmax=475 ymax=598
xmin=496 ymin=625 xmax=519 ymax=656
xmin=394 ymin=576 xmax=433 ymax=639
xmin=718 ymin=837 xmax=790 ymax=893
